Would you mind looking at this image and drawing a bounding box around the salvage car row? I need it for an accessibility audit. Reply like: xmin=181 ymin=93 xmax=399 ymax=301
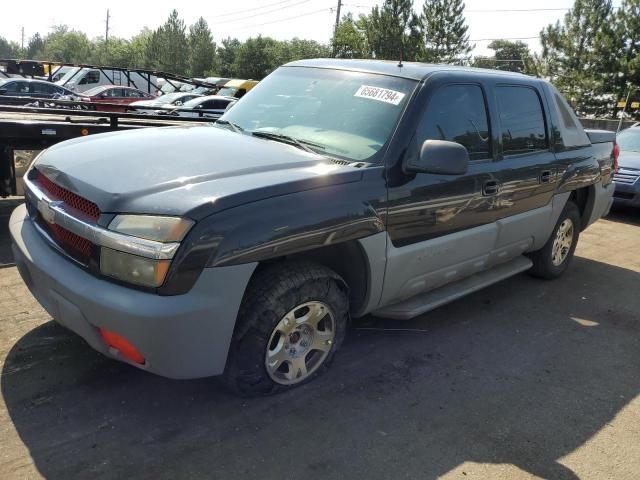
xmin=0 ymin=74 xmax=255 ymax=116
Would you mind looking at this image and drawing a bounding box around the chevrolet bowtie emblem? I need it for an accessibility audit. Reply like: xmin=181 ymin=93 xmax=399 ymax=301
xmin=37 ymin=199 xmax=62 ymax=224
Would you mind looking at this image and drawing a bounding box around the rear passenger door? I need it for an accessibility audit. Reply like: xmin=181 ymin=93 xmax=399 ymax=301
xmin=492 ymin=83 xmax=558 ymax=218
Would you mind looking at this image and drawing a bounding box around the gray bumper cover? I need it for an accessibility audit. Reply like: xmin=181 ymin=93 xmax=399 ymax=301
xmin=10 ymin=204 xmax=256 ymax=379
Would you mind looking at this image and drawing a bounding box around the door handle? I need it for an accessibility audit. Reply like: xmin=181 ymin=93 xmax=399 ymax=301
xmin=540 ymin=170 xmax=552 ymax=183
xmin=483 ymin=180 xmax=500 ymax=196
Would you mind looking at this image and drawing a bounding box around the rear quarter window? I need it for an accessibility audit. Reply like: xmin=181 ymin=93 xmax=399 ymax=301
xmin=547 ymin=84 xmax=590 ymax=149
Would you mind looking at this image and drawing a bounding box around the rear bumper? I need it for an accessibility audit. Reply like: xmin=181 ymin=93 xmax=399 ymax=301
xmin=585 ymin=181 xmax=614 ymax=227
xmin=10 ymin=204 xmax=256 ymax=379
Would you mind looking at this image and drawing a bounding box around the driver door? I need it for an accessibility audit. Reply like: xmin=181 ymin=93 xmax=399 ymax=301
xmin=381 ymin=79 xmax=500 ymax=306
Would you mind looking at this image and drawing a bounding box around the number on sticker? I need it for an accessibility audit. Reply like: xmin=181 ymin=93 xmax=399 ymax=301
xmin=354 ymin=85 xmax=406 ymax=106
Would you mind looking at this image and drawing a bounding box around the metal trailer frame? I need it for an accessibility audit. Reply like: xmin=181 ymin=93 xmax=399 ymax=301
xmin=0 ymin=59 xmax=217 ymax=93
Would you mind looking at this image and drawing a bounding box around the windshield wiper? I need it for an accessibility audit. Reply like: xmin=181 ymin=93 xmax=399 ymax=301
xmin=215 ymin=119 xmax=244 ymax=133
xmin=250 ymin=131 xmax=325 ymax=155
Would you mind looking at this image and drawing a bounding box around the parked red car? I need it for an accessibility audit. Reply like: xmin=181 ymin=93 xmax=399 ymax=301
xmin=80 ymin=86 xmax=156 ymax=112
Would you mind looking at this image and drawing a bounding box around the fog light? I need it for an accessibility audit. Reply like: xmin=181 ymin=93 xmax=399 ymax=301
xmin=100 ymin=328 xmax=145 ymax=364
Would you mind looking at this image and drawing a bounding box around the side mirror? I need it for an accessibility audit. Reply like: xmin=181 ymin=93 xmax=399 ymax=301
xmin=174 ymin=101 xmax=183 ymax=106
xmin=405 ymin=140 xmax=469 ymax=175
xmin=0 ymin=88 xmax=7 ymax=95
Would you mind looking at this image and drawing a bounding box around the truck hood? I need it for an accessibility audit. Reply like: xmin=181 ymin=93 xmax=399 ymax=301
xmin=34 ymin=126 xmax=362 ymax=220
xmin=618 ymin=150 xmax=640 ymax=170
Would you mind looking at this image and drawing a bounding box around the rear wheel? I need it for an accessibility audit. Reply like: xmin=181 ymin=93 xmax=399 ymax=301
xmin=223 ymin=261 xmax=348 ymax=396
xmin=528 ymin=200 xmax=581 ymax=279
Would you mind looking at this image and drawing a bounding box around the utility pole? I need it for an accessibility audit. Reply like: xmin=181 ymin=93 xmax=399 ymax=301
xmin=332 ymin=0 xmax=342 ymax=56
xmin=21 ymin=27 xmax=24 ymax=51
xmin=105 ymin=9 xmax=110 ymax=43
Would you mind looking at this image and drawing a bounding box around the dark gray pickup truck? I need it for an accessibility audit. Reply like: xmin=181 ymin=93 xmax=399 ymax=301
xmin=10 ymin=59 xmax=616 ymax=395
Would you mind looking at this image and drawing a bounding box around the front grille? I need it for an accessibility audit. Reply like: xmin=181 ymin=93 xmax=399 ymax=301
xmin=613 ymin=169 xmax=639 ymax=185
xmin=33 ymin=170 xmax=101 ymax=221
xmin=31 ymin=169 xmax=101 ymax=265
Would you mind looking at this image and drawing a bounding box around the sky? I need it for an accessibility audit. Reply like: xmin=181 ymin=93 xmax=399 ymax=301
xmin=1 ymin=0 xmax=624 ymax=57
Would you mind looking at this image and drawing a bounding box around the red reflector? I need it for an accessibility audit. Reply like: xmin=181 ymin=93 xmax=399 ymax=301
xmin=99 ymin=328 xmax=145 ymax=364
xmin=613 ymin=143 xmax=620 ymax=173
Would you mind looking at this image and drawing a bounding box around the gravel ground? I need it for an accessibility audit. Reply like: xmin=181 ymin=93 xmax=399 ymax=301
xmin=0 ymin=202 xmax=639 ymax=480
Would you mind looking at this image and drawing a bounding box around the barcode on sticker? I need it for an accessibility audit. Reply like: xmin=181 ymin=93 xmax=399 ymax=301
xmin=354 ymin=85 xmax=405 ymax=105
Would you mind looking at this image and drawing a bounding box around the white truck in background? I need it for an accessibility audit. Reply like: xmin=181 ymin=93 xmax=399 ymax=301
xmin=55 ymin=67 xmax=158 ymax=94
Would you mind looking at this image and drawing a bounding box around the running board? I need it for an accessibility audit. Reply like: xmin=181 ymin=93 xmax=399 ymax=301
xmin=373 ymin=256 xmax=533 ymax=320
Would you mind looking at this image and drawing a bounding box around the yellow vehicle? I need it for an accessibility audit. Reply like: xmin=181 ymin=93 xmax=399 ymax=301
xmin=217 ymin=79 xmax=258 ymax=99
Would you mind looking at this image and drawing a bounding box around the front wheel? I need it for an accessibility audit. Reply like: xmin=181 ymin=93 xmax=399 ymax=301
xmin=223 ymin=261 xmax=348 ymax=396
xmin=528 ymin=200 xmax=581 ymax=279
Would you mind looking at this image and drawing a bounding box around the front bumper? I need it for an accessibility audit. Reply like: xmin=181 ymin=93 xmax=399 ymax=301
xmin=613 ymin=181 xmax=640 ymax=208
xmin=10 ymin=204 xmax=256 ymax=379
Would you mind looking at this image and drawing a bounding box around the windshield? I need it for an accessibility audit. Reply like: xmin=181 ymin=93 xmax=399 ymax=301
xmin=154 ymin=93 xmax=186 ymax=104
xmin=617 ymin=128 xmax=640 ymax=153
xmin=55 ymin=67 xmax=82 ymax=85
xmin=220 ymin=67 xmax=416 ymax=161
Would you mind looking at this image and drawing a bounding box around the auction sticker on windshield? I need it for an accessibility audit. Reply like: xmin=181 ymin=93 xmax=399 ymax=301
xmin=354 ymin=85 xmax=406 ymax=105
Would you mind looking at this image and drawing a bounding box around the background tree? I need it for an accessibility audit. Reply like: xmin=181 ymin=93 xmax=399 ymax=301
xmin=363 ymin=0 xmax=421 ymax=61
xmin=146 ymin=10 xmax=189 ymax=74
xmin=540 ymin=0 xmax=614 ymax=115
xmin=609 ymin=0 xmax=640 ymax=107
xmin=41 ymin=26 xmax=92 ymax=64
xmin=472 ymin=40 xmax=532 ymax=73
xmin=232 ymin=36 xmax=280 ymax=79
xmin=216 ymin=37 xmax=241 ymax=77
xmin=0 ymin=37 xmax=18 ymax=58
xmin=419 ymin=0 xmax=472 ymax=64
xmin=188 ymin=17 xmax=216 ymax=77
xmin=26 ymin=33 xmax=45 ymax=59
xmin=332 ymin=13 xmax=370 ymax=58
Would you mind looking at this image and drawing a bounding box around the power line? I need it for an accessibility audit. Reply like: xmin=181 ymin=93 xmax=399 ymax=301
xmin=213 ymin=0 xmax=310 ymax=19
xmin=471 ymin=36 xmax=540 ymax=42
xmin=231 ymin=7 xmax=332 ymax=31
xmin=466 ymin=7 xmax=570 ymax=12
xmin=211 ymin=0 xmax=313 ymax=25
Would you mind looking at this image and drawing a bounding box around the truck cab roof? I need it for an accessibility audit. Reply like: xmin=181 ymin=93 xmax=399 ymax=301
xmin=284 ymin=58 xmax=532 ymax=82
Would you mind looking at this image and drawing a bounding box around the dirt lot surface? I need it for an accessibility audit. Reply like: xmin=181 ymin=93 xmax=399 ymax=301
xmin=0 ymin=201 xmax=638 ymax=480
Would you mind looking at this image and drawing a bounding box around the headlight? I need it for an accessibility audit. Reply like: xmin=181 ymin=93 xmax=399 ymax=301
xmin=100 ymin=215 xmax=194 ymax=287
xmin=108 ymin=215 xmax=193 ymax=242
xmin=100 ymin=248 xmax=171 ymax=287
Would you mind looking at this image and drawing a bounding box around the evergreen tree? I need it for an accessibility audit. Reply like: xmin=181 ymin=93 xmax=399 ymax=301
xmin=146 ymin=10 xmax=189 ymax=75
xmin=216 ymin=37 xmax=241 ymax=77
xmin=610 ymin=0 xmax=640 ymax=106
xmin=540 ymin=0 xmax=614 ymax=115
xmin=472 ymin=40 xmax=531 ymax=73
xmin=332 ymin=13 xmax=370 ymax=58
xmin=27 ymin=33 xmax=45 ymax=59
xmin=188 ymin=17 xmax=216 ymax=77
xmin=419 ymin=0 xmax=472 ymax=64
xmin=362 ymin=0 xmax=421 ymax=61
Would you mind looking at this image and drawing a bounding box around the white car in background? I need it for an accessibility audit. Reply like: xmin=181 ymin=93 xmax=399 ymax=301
xmin=165 ymin=95 xmax=237 ymax=119
xmin=128 ymin=92 xmax=202 ymax=114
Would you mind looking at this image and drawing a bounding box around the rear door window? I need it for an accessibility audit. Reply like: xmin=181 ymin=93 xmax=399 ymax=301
xmin=496 ymin=86 xmax=548 ymax=155
xmin=417 ymin=84 xmax=491 ymax=161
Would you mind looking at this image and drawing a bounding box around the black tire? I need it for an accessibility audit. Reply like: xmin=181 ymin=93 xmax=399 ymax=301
xmin=223 ymin=260 xmax=349 ymax=396
xmin=527 ymin=200 xmax=581 ymax=279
